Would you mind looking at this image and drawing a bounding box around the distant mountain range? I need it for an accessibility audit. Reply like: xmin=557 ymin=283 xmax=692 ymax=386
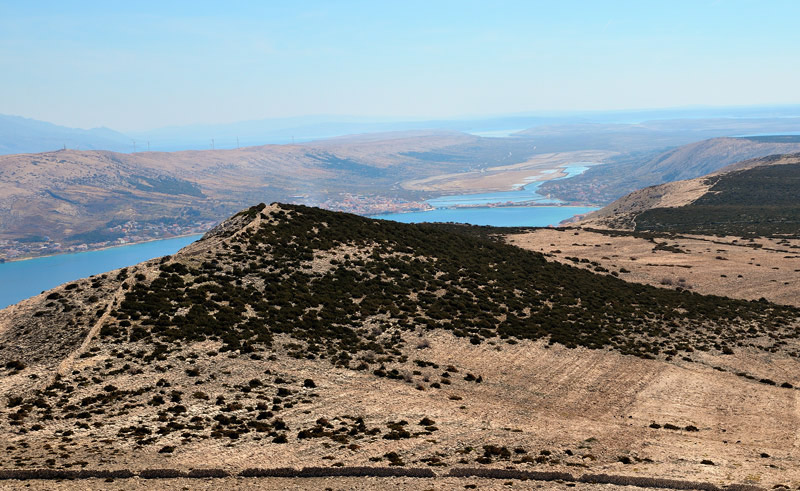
xmin=0 ymin=114 xmax=132 ymax=154
xmin=4 ymin=104 xmax=800 ymax=154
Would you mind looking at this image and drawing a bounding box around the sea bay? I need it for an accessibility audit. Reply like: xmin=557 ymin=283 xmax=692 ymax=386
xmin=0 ymin=164 xmax=599 ymax=309
xmin=0 ymin=235 xmax=202 ymax=310
xmin=373 ymin=162 xmax=598 ymax=227
xmin=425 ymin=164 xmax=593 ymax=207
xmin=371 ymin=205 xmax=597 ymax=227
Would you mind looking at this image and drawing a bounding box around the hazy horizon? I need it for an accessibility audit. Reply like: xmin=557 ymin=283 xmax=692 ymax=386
xmin=5 ymin=102 xmax=800 ymax=136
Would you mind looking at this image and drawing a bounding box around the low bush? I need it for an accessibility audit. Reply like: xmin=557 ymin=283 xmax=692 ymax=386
xmin=186 ymin=468 xmax=230 ymax=478
xmin=0 ymin=469 xmax=135 ymax=480
xmin=298 ymin=466 xmax=435 ymax=478
xmin=579 ymin=473 xmax=721 ymax=490
xmin=237 ymin=466 xmax=435 ymax=478
xmin=80 ymin=470 xmax=135 ymax=479
xmin=138 ymin=469 xmax=186 ymax=479
xmin=239 ymin=467 xmax=298 ymax=477
xmin=447 ymin=467 xmax=575 ymax=481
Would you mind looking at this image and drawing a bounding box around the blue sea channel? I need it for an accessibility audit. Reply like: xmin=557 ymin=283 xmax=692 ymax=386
xmin=371 ymin=163 xmax=599 ymax=227
xmin=0 ymin=234 xmax=202 ymax=309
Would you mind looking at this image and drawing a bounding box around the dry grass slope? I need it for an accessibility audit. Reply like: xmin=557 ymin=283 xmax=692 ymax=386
xmin=0 ymin=204 xmax=798 ymax=488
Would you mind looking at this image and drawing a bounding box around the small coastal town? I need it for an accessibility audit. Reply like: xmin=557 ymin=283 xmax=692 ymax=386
xmin=0 ymin=194 xmax=438 ymax=261
xmin=0 ymin=189 xmax=596 ymax=262
xmin=303 ymin=193 xmax=434 ymax=216
xmin=0 ymin=219 xmax=217 ymax=262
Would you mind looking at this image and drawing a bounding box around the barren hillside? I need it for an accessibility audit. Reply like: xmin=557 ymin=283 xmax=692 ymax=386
xmin=540 ymin=137 xmax=800 ymax=204
xmin=578 ymin=154 xmax=800 ymax=234
xmin=508 ymin=229 xmax=800 ymax=307
xmin=0 ymin=131 xmax=547 ymax=259
xmin=0 ymin=204 xmax=798 ymax=488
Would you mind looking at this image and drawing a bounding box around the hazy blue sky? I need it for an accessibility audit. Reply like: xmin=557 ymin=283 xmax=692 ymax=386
xmin=2 ymin=0 xmax=799 ymax=130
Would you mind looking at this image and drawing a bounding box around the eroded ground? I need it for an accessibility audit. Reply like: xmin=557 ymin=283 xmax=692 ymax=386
xmin=507 ymin=229 xmax=800 ymax=307
xmin=1 ymin=330 xmax=798 ymax=488
xmin=1 ymin=205 xmax=798 ymax=490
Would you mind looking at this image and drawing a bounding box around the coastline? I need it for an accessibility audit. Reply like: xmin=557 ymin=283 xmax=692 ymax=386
xmin=380 ymin=162 xmax=603 ymax=216
xmin=401 ymin=150 xmax=615 ymax=195
xmin=2 ymin=162 xmax=599 ymax=262
xmin=368 ymin=205 xmax=600 ymax=228
xmin=0 ymin=233 xmax=207 ymax=310
xmin=367 ymin=202 xmax=592 ymax=218
xmin=1 ymin=232 xmax=206 ymax=264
